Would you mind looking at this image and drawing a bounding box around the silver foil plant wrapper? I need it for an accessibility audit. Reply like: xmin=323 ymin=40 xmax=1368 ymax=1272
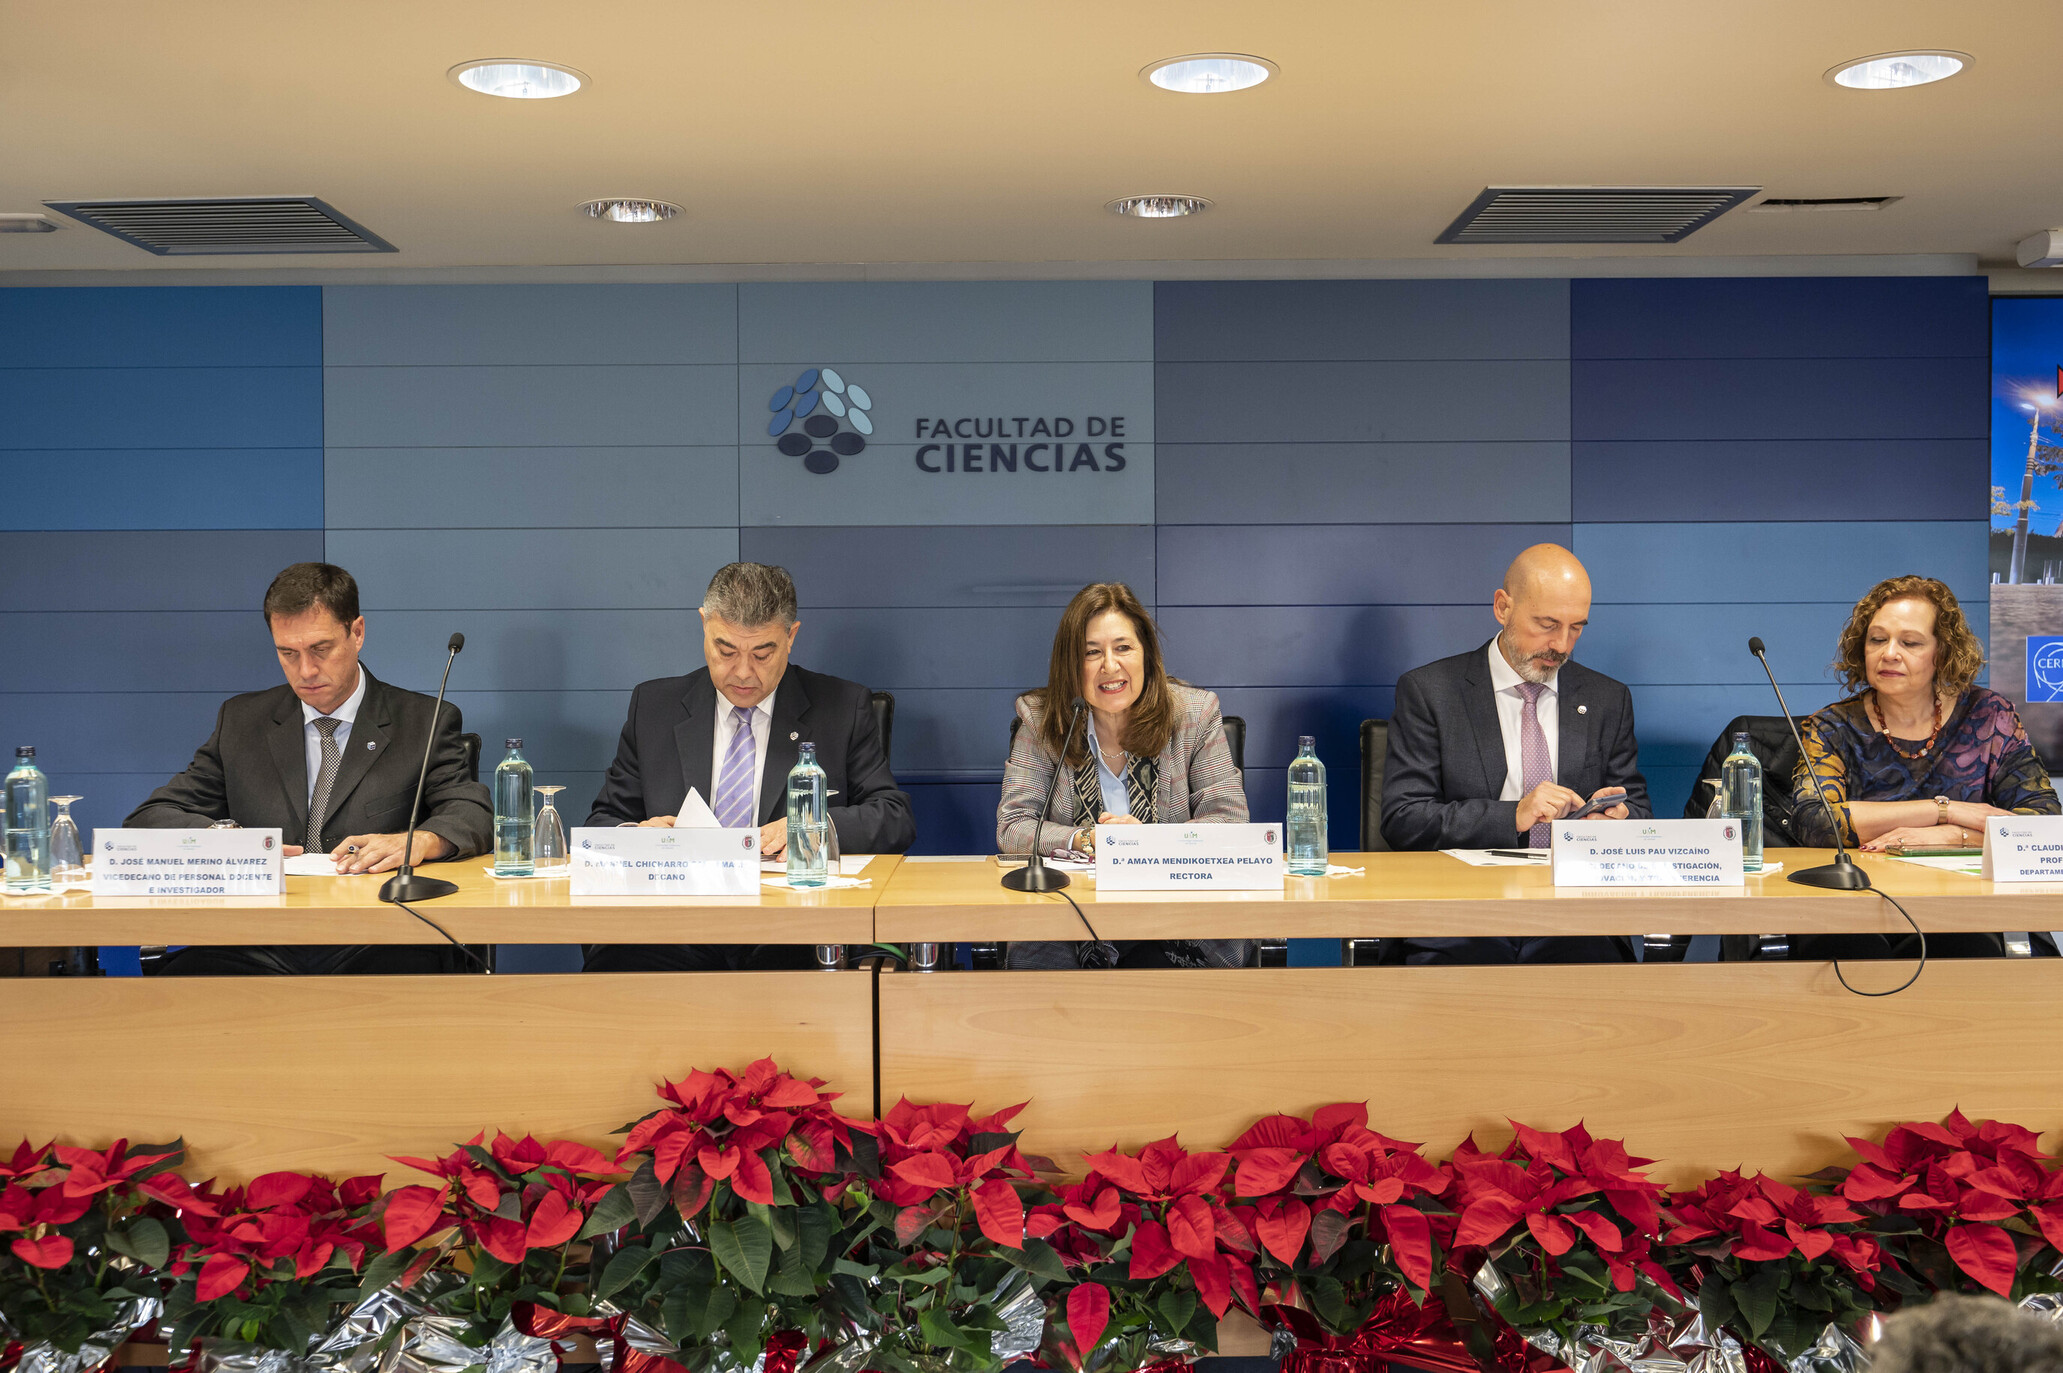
xmin=7 ymin=1296 xmax=163 ymax=1373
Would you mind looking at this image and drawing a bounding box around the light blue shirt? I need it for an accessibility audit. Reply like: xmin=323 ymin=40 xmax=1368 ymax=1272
xmin=301 ymin=669 xmax=367 ymax=804
xmin=1088 ymin=724 xmax=1130 ymax=819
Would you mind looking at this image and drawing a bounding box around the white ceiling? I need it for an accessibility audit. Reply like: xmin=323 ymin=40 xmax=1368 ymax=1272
xmin=4 ymin=0 xmax=2061 ymax=284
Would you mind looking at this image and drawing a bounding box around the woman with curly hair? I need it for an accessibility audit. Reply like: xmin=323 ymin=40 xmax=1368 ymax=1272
xmin=1792 ymin=574 xmax=2058 ymax=853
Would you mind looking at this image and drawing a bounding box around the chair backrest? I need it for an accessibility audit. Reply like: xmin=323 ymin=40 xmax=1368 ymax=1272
xmin=1685 ymin=714 xmax=1801 ymax=843
xmin=1360 ymin=719 xmax=1390 ymax=851
xmin=869 ymin=691 xmax=895 ymax=766
xmin=457 ymin=732 xmax=483 ymax=786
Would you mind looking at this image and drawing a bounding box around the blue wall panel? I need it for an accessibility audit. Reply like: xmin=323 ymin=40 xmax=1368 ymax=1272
xmin=0 ymin=368 xmax=323 ymax=450
xmin=1571 ymin=277 xmax=1988 ymax=360
xmin=1575 ymin=521 xmax=1990 ymax=607
xmin=1158 ymin=524 xmax=1569 ymax=606
xmin=1158 ymin=360 xmax=1569 ymax=443
xmin=1572 ymin=439 xmax=1985 ymax=522
xmin=326 ymin=448 xmax=740 ymax=531
xmin=1156 ymin=280 xmax=1569 ymax=361
xmin=0 ymin=287 xmax=321 ymax=368
xmin=1157 ymin=441 xmax=1571 ymax=525
xmin=1571 ymin=358 xmax=1989 ymax=441
xmin=739 ymin=526 xmax=1155 ymax=607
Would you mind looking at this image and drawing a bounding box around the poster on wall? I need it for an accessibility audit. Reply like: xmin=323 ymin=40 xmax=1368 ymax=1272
xmin=1991 ymin=297 xmax=2063 ymax=768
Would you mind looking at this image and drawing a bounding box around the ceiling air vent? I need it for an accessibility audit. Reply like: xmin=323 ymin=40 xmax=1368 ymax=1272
xmin=1437 ymin=185 xmax=1759 ymax=244
xmin=1747 ymin=195 xmax=1902 ymax=214
xmin=41 ymin=196 xmax=396 ymax=255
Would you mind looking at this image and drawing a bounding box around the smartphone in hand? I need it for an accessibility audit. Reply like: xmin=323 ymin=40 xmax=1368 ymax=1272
xmin=1563 ymin=789 xmax=1630 ymax=821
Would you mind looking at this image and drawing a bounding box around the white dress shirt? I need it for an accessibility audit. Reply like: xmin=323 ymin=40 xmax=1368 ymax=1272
xmin=1486 ymin=642 xmax=1559 ymax=802
xmin=301 ymin=669 xmax=368 ymax=805
xmin=711 ymin=688 xmax=778 ymax=824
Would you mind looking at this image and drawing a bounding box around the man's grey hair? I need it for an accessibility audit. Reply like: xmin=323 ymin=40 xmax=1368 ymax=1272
xmin=1872 ymin=1294 xmax=2063 ymax=1373
xmin=702 ymin=562 xmax=799 ymax=628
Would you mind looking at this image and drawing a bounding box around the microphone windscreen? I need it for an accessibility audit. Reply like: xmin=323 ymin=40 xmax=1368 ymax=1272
xmin=448 ymin=632 xmax=466 ymax=653
xmin=1747 ymin=636 xmax=1765 ymax=656
xmin=1072 ymin=696 xmax=1090 ymax=713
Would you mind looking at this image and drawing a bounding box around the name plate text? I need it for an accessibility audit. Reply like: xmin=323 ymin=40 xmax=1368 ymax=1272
xmin=1552 ymin=819 xmax=1743 ymax=887
xmin=1096 ymin=823 xmax=1285 ymax=891
xmin=92 ymin=829 xmax=284 ymax=896
xmin=1982 ymin=816 xmax=2063 ymax=881
xmin=570 ymin=827 xmax=760 ymax=895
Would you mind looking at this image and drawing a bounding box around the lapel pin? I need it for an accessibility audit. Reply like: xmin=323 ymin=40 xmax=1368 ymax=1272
xmin=1577 ymin=705 xmax=1588 ymax=715
xmin=789 ymin=731 xmax=799 ymax=741
xmin=367 ymin=741 xmax=377 ymax=749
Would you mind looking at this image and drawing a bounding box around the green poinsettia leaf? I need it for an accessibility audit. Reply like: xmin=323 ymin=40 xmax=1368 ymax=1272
xmin=710 ymin=1216 xmax=772 ymax=1294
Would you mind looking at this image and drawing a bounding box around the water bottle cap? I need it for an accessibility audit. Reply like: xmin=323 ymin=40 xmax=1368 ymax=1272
xmin=506 ymin=738 xmax=523 ymax=748
xmin=14 ymin=746 xmax=32 ymax=758
xmin=799 ymin=740 xmax=815 ymax=750
xmin=1298 ymin=735 xmax=1315 ymax=747
xmin=1733 ymin=731 xmax=1749 ymax=743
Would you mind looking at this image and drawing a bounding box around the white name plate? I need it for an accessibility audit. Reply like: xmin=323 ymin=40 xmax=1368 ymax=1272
xmin=92 ymin=829 xmax=284 ymax=896
xmin=1552 ymin=818 xmax=1743 ymax=887
xmin=1982 ymin=816 xmax=2063 ymax=881
xmin=1096 ymin=822 xmax=1285 ymax=891
xmin=570 ymin=827 xmax=760 ymax=896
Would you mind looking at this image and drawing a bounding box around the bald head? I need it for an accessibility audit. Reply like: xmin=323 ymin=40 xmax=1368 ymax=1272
xmin=1494 ymin=544 xmax=1592 ymax=684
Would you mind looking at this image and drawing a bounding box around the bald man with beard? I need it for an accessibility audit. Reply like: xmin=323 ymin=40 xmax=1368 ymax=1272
xmin=1379 ymin=544 xmax=1649 ymax=964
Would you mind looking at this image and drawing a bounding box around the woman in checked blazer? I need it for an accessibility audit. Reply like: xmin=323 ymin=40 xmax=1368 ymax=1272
xmin=997 ymin=581 xmax=1250 ymax=970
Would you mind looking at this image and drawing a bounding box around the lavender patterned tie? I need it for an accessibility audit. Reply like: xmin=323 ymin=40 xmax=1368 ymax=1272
xmin=712 ymin=705 xmax=758 ymax=829
xmin=1517 ymin=681 xmax=1553 ymax=848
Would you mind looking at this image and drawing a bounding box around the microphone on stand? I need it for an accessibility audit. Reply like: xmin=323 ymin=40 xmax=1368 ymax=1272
xmin=1748 ymin=636 xmax=1871 ymax=891
xmin=379 ymin=632 xmax=466 ymax=905
xmin=1002 ymin=696 xmax=1090 ymax=893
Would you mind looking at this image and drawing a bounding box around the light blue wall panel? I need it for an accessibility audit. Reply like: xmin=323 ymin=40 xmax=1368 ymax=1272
xmin=1156 ymin=441 xmax=1572 ymax=525
xmin=1576 ymin=521 xmax=1990 ymax=607
xmin=0 ymin=368 xmax=323 ymax=449
xmin=58 ymin=778 xmax=193 ymax=849
xmin=1576 ymin=602 xmax=1882 ymax=686
xmin=0 ymin=287 xmax=321 ymax=368
xmin=739 ymin=526 xmax=1154 ymax=606
xmin=861 ymin=687 xmax=1024 ymax=776
xmin=737 ymin=362 xmax=1153 ymax=527
xmin=0 ymin=613 xmax=281 ymax=693
xmin=1572 ymin=277 xmax=1987 ymax=360
xmin=323 ymin=285 xmax=738 ymax=365
xmin=1157 ymin=524 xmax=1569 ymax=606
xmin=331 ymin=528 xmax=739 ymax=611
xmin=361 ymin=612 xmax=701 ymax=693
xmin=1572 ymin=358 xmax=1988 ymax=441
xmin=326 ymin=448 xmax=739 ymax=530
xmin=1161 ymin=606 xmax=1493 ymax=688
xmin=0 ymin=531 xmax=323 ymax=609
xmin=802 ymin=609 xmax=1067 ymax=691
xmin=1572 ymin=439 xmax=1986 ymax=523
xmin=1156 ymin=361 xmax=1570 ymax=443
xmin=445 ymin=690 xmax=628 ymax=774
xmin=0 ymin=450 xmax=325 ymax=531
xmin=1156 ymin=279 xmax=1569 ymax=361
xmin=1624 ymin=683 xmax=1849 ymax=766
xmin=1213 ymin=685 xmax=1395 ymax=773
xmin=0 ymin=693 xmax=232 ymax=778
xmin=740 ymin=282 xmax=1153 ymax=363
xmin=903 ymin=784 xmax=1006 ymax=856
xmin=323 ymin=365 xmax=737 ymax=447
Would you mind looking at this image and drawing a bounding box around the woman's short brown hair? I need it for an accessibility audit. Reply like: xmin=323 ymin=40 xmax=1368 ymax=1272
xmin=1029 ymin=583 xmax=1176 ymax=766
xmin=1833 ymin=574 xmax=1985 ymax=697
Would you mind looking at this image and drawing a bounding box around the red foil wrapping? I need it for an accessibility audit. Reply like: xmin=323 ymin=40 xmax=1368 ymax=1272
xmin=512 ymin=1302 xmax=692 ymax=1373
xmin=1263 ymin=1289 xmax=1566 ymax=1373
xmin=761 ymin=1331 xmax=808 ymax=1373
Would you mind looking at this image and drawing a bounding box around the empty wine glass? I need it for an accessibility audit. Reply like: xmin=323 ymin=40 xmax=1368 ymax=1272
xmin=534 ymin=786 xmax=568 ymax=875
xmin=48 ymin=796 xmax=85 ymax=887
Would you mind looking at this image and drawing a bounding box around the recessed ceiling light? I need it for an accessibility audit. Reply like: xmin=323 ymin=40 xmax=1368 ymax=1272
xmin=0 ymin=213 xmax=58 ymax=234
xmin=450 ymin=59 xmax=587 ymax=99
xmin=1827 ymin=50 xmax=1969 ymax=89
xmin=580 ymin=199 xmax=681 ymax=224
xmin=1108 ymin=195 xmax=1213 ymax=219
xmin=1142 ymin=53 xmax=1275 ymax=94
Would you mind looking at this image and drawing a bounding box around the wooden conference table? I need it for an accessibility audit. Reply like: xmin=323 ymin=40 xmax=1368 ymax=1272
xmin=3 ymin=849 xmax=2061 ymax=1192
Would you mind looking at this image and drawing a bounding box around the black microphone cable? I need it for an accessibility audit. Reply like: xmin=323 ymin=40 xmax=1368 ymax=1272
xmin=1830 ymin=888 xmax=1926 ymax=997
xmin=1044 ymin=885 xmax=1119 ymax=969
xmin=389 ymin=896 xmax=490 ymax=973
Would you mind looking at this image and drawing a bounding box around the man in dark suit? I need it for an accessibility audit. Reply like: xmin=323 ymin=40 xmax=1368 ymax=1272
xmin=584 ymin=562 xmax=914 ymax=972
xmin=1380 ymin=544 xmax=1649 ymax=963
xmin=126 ymin=562 xmax=492 ymax=975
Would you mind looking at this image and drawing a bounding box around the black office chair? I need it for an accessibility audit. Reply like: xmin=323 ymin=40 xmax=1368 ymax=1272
xmin=869 ymin=692 xmax=895 ymax=764
xmin=1344 ymin=720 xmax=1392 ymax=966
xmin=457 ymin=732 xmax=483 ymax=786
xmin=1684 ymin=716 xmax=1801 ymax=963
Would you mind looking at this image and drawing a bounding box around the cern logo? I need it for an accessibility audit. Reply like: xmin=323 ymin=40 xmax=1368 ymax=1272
xmin=767 ymin=367 xmax=873 ymax=475
xmin=2028 ymin=637 xmax=2063 ymax=703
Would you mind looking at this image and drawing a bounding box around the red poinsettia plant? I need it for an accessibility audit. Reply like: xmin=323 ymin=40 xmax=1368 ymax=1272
xmin=0 ymin=1138 xmax=213 ymax=1356
xmin=164 ymin=1171 xmax=387 ymax=1355
xmin=1446 ymin=1122 xmax=1682 ymax=1345
xmin=1831 ymin=1110 xmax=2063 ymax=1302
xmin=1662 ymin=1170 xmax=1885 ymax=1363
xmin=380 ymin=1132 xmax=625 ymax=1341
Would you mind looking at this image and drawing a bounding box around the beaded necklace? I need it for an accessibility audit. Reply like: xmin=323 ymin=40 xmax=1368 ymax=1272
xmin=1866 ymin=689 xmax=1948 ymax=761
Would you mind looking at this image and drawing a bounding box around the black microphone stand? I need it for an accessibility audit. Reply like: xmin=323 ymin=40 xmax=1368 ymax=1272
xmin=379 ymin=633 xmax=465 ymax=904
xmin=1002 ymin=696 xmax=1089 ymax=893
xmin=1748 ymin=637 xmax=1870 ymax=890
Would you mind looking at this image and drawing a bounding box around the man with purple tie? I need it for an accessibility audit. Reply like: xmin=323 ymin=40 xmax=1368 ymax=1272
xmin=583 ymin=562 xmax=914 ymax=972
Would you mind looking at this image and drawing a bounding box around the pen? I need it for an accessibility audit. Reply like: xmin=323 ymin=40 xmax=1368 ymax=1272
xmin=1489 ymin=849 xmax=1548 ymax=860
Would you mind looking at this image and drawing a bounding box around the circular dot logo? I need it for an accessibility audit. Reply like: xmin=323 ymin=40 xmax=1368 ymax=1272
xmin=766 ymin=366 xmax=872 ymax=474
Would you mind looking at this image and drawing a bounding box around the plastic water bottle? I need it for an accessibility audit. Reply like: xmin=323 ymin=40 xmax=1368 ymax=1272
xmin=1719 ymin=732 xmax=1764 ymax=873
xmin=4 ymin=747 xmax=51 ymax=894
xmin=786 ymin=742 xmax=830 ymax=888
xmin=493 ymin=739 xmax=534 ymax=877
xmin=1287 ymin=735 xmax=1328 ymax=876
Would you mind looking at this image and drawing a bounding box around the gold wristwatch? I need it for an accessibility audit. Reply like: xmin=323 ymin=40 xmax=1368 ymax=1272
xmin=1935 ymin=796 xmax=1950 ymax=826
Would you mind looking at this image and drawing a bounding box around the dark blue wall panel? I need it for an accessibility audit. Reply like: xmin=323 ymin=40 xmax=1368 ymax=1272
xmin=0 ymin=368 xmax=323 ymax=450
xmin=1572 ymin=439 xmax=1986 ymax=522
xmin=1158 ymin=524 xmax=1569 ymax=606
xmin=741 ymin=526 xmax=1155 ymax=606
xmin=1571 ymin=277 xmax=1989 ymax=359
xmin=1157 ymin=280 xmax=1568 ymax=361
xmin=0 ymin=287 xmax=322 ymax=368
xmin=1572 ymin=357 xmax=1988 ymax=441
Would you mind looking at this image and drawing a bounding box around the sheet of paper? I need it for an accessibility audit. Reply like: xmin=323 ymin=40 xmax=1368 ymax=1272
xmin=761 ymin=875 xmax=870 ymax=890
xmin=1442 ymin=848 xmax=1550 ymax=867
xmin=908 ymin=855 xmax=990 ymax=863
xmin=1887 ymin=853 xmax=1983 ymax=876
xmin=673 ymin=788 xmax=720 ymax=828
xmin=756 ymin=856 xmax=874 ymax=875
xmin=283 ymin=853 xmax=340 ymax=877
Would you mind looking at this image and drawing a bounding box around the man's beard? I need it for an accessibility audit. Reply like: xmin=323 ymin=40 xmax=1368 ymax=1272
xmin=1499 ymin=631 xmax=1567 ymax=685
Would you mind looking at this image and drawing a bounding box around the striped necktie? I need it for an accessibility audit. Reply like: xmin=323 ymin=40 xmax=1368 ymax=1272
xmin=1517 ymin=682 xmax=1553 ymax=847
xmin=306 ymin=716 xmax=343 ymax=852
xmin=712 ymin=705 xmax=758 ymax=829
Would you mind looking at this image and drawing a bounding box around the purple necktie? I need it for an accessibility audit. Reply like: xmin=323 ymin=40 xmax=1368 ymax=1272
xmin=1517 ymin=681 xmax=1553 ymax=847
xmin=712 ymin=705 xmax=757 ymax=829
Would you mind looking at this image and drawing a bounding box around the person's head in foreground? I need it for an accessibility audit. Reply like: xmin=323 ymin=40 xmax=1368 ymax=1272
xmin=1870 ymin=1293 xmax=2063 ymax=1373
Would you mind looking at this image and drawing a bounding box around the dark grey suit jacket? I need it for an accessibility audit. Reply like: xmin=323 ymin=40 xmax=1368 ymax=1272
xmin=1380 ymin=641 xmax=1650 ymax=851
xmin=586 ymin=665 xmax=915 ymax=854
xmin=125 ymin=669 xmax=492 ymax=859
